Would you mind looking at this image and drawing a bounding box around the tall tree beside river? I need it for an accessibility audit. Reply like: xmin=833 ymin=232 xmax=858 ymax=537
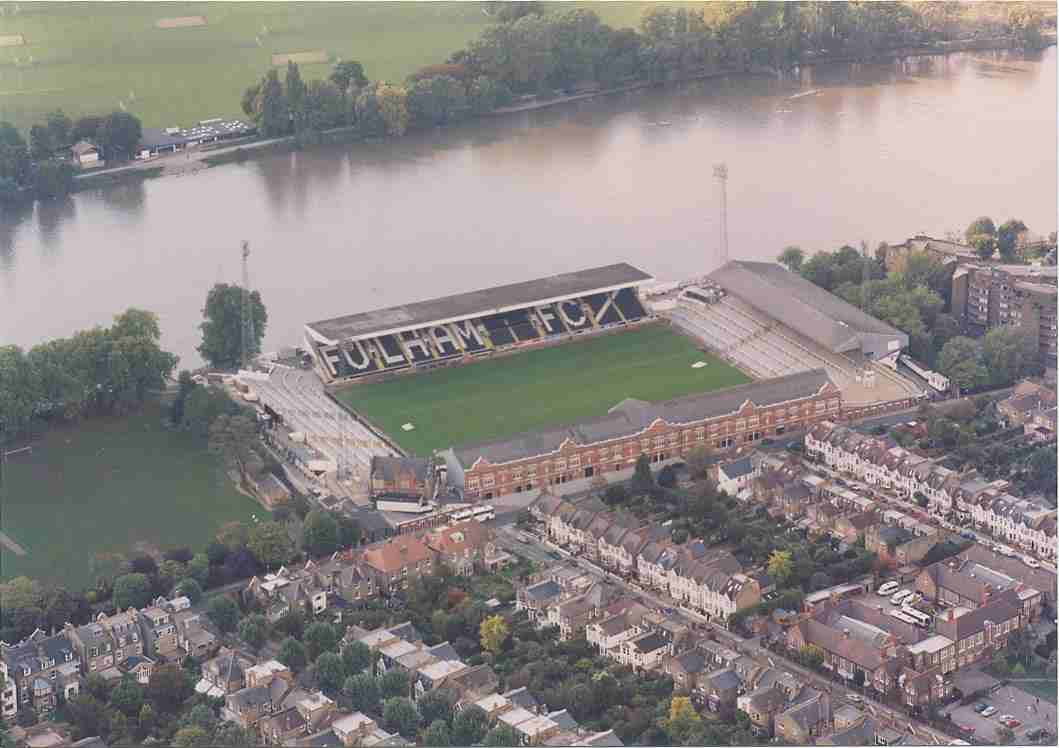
xmin=197 ymin=283 xmax=268 ymax=371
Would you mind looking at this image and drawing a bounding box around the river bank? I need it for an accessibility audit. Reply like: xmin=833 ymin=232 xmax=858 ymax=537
xmin=62 ymin=35 xmax=1054 ymax=196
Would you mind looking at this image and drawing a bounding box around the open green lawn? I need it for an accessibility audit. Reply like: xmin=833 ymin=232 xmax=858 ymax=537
xmin=0 ymin=1 xmax=688 ymax=133
xmin=0 ymin=401 xmax=259 ymax=589
xmin=336 ymin=324 xmax=750 ymax=456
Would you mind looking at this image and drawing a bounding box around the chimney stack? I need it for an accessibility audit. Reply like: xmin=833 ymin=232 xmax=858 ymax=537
xmin=843 ymin=628 xmax=851 ymax=639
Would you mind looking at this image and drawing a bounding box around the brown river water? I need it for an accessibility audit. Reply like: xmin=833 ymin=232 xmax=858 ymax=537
xmin=1 ymin=48 xmax=1055 ymax=367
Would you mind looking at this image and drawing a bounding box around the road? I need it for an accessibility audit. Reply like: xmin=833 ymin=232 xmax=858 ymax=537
xmin=491 ymin=526 xmax=955 ymax=745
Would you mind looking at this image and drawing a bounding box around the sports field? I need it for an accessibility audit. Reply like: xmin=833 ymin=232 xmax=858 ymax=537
xmin=0 ymin=402 xmax=259 ymax=589
xmin=336 ymin=324 xmax=750 ymax=456
xmin=0 ymin=2 xmax=689 ymax=133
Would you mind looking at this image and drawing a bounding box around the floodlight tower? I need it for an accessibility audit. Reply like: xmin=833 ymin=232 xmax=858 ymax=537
xmin=714 ymin=163 xmax=729 ymax=267
xmin=241 ymin=241 xmax=255 ymax=369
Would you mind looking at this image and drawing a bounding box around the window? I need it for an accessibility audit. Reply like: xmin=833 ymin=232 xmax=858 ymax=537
xmin=569 ymin=455 xmax=581 ymax=468
xmin=556 ymin=458 xmax=567 ymax=471
xmin=482 ymin=474 xmax=495 ymax=488
xmin=736 ymin=419 xmax=746 ymax=431
xmin=640 ymin=438 xmax=650 ymax=450
xmin=513 ymin=467 xmax=523 ymax=481
xmin=748 ymin=416 xmax=759 ymax=428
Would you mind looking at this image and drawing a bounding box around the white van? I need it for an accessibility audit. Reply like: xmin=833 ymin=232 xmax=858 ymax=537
xmin=890 ymin=589 xmax=912 ymax=605
xmin=877 ymin=581 xmax=899 ymax=596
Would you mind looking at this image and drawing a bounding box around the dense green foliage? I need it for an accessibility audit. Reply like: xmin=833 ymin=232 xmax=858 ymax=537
xmin=196 ymin=283 xmax=268 ymax=370
xmin=0 ymin=308 xmax=178 ymax=437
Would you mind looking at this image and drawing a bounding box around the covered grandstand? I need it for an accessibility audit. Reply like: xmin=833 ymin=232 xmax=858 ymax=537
xmin=304 ymin=263 xmax=653 ymax=382
xmin=665 ymin=260 xmax=922 ymax=409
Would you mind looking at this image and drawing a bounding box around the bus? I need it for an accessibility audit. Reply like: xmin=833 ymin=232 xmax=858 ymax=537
xmin=888 ymin=609 xmax=919 ymax=627
xmin=890 ymin=589 xmax=913 ymax=605
xmin=452 ymin=504 xmax=496 ymax=523
xmin=901 ymin=607 xmax=932 ymax=628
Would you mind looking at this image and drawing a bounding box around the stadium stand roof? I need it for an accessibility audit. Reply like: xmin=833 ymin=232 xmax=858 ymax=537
xmin=449 ymin=369 xmax=834 ymax=468
xmin=708 ymin=261 xmax=908 ymax=356
xmin=305 ymin=263 xmax=652 ymax=344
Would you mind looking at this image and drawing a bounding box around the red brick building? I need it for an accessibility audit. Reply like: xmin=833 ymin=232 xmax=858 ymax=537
xmin=445 ymin=370 xmax=841 ymax=500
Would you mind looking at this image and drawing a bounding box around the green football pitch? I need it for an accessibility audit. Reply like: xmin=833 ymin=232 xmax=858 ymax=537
xmin=0 ymin=1 xmax=676 ymax=133
xmin=335 ymin=323 xmax=750 ymax=456
xmin=0 ymin=401 xmax=259 ymax=589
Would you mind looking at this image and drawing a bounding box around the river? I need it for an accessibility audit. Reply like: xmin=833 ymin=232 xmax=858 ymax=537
xmin=2 ymin=48 xmax=1055 ymax=367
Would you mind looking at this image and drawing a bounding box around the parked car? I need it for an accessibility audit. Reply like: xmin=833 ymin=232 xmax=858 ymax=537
xmin=1022 ymin=556 xmax=1041 ymax=569
xmin=974 ymin=703 xmax=989 ymax=713
xmin=878 ymin=581 xmax=900 ymax=596
xmin=999 ymin=717 xmax=1020 ymax=729
xmin=956 ymin=724 xmax=975 ymax=735
xmin=961 ymin=531 xmax=976 ymax=541
xmin=981 ymin=706 xmax=997 ymax=717
xmin=847 ymin=694 xmax=862 ymax=703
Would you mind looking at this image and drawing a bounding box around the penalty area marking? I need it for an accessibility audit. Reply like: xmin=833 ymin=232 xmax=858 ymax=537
xmin=0 ymin=531 xmax=28 ymax=556
xmin=155 ymin=15 xmax=207 ymax=29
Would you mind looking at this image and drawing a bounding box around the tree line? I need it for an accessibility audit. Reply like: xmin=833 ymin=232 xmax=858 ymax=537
xmin=0 ymin=308 xmax=177 ymax=438
xmin=239 ymin=2 xmax=1048 ymax=145
xmin=0 ymin=109 xmax=143 ymax=203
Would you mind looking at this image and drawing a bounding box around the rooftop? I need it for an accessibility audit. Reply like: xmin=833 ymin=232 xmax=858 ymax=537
xmin=708 ymin=260 xmax=907 ymax=353
xmin=306 ymin=263 xmax=652 ymax=344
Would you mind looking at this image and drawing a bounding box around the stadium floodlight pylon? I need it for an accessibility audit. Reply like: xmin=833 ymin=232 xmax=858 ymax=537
xmin=241 ymin=240 xmax=255 ymax=369
xmin=713 ymin=163 xmax=729 ymax=267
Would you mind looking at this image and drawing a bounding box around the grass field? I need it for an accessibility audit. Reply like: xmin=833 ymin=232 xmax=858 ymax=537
xmin=0 ymin=401 xmax=259 ymax=589
xmin=336 ymin=324 xmax=750 ymax=456
xmin=0 ymin=1 xmax=682 ymax=133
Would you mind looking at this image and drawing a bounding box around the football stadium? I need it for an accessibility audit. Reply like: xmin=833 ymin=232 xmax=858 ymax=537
xmin=246 ymin=259 xmax=924 ymax=502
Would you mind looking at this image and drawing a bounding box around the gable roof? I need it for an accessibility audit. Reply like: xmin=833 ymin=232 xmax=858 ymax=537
xmin=360 ymin=535 xmax=433 ymax=573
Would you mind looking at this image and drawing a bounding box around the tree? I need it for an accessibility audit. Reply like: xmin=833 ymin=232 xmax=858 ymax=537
xmin=685 ymin=446 xmax=710 ymax=479
xmin=480 ymin=614 xmax=510 ymax=654
xmin=172 ymin=726 xmax=211 ymax=747
xmin=257 ymin=69 xmax=289 ymax=137
xmin=657 ymin=464 xmax=677 ymax=489
xmin=285 ymin=61 xmax=308 ymax=132
xmin=67 ymin=694 xmax=109 ymax=741
xmin=247 ymin=520 xmax=293 ymax=569
xmin=1008 ymin=5 xmax=1044 ymax=49
xmin=112 ymin=573 xmax=153 ymax=610
xmin=971 ymin=234 xmax=996 ymax=261
xmin=213 ymin=723 xmax=255 ymax=747
xmin=147 ymin=664 xmax=191 ymax=713
xmin=342 ymin=640 xmax=373 ymax=675
xmin=45 ymin=109 xmax=72 ymax=151
xmin=631 ymin=454 xmax=654 ymax=493
xmin=379 ymin=669 xmax=409 ymax=700
xmin=158 ymin=559 xmax=186 ymax=593
xmin=274 ymin=609 xmax=305 ymax=640
xmin=96 ymin=111 xmax=142 ymax=161
xmin=995 ymin=725 xmax=1015 ymax=745
xmin=996 ymin=219 xmax=1027 ymax=261
xmin=376 ymin=84 xmax=410 ymax=137
xmin=423 ymin=720 xmax=452 ymax=747
xmin=109 ymin=675 xmax=145 ymax=717
xmin=278 ymin=637 xmax=307 ymax=673
xmin=965 ymin=216 xmax=996 ymax=243
xmin=416 ymin=688 xmax=454 ymax=726
xmin=383 ymin=697 xmax=421 ymax=740
xmin=208 ymin=413 xmax=258 ymax=478
xmin=330 ymin=60 xmax=369 ymax=92
xmin=187 ymin=553 xmax=211 ymax=584
xmin=197 ymin=283 xmax=267 ymax=370
xmin=0 ymin=576 xmax=45 ymax=637
xmin=315 ymin=652 xmax=346 ymax=694
xmin=800 ymin=253 xmax=835 ymax=290
xmin=981 ymin=326 xmax=1036 ymax=387
xmin=452 ymin=705 xmax=489 ymax=745
xmin=343 ymin=673 xmax=380 ymax=712
xmin=484 ymin=724 xmax=520 ymax=746
xmin=206 ymin=595 xmax=240 ymax=633
xmin=664 ymin=696 xmax=702 ymax=744
xmin=238 ymin=614 xmax=269 ymax=652
xmin=799 ymin=644 xmax=825 ymax=670
xmin=304 ymin=621 xmax=340 ymax=661
xmin=32 ymin=160 xmax=76 ymax=199
xmin=216 ymin=521 xmax=250 ymax=552
xmin=303 ymin=510 xmax=340 ymax=557
xmin=937 ymin=336 xmax=985 ymax=395
xmin=767 ymin=550 xmax=793 ymax=585
xmin=778 ymin=246 xmax=805 ymax=272
xmin=602 ymin=484 xmax=627 ymax=506
xmin=337 ymin=514 xmax=361 ymax=548
xmin=137 ymin=703 xmax=156 ymax=736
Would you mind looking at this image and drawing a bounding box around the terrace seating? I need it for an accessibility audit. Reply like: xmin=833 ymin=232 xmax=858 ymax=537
xmin=504 ymin=309 xmax=541 ymax=342
xmin=447 ymin=321 xmax=487 ymax=353
xmin=533 ymin=304 xmax=567 ymax=336
xmin=375 ymin=335 xmax=411 ymax=371
xmin=400 ymin=331 xmax=435 ymax=364
xmin=481 ymin=315 xmax=515 ymax=347
xmin=558 ymin=299 xmax=594 ymax=331
xmin=613 ymin=287 xmax=647 ymax=322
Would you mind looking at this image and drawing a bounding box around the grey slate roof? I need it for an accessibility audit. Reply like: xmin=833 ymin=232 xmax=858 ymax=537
xmin=708 ymin=260 xmax=906 ymax=353
xmin=705 ymin=668 xmax=742 ymax=691
xmin=720 ymin=456 xmax=754 ymax=480
xmin=504 ymin=686 xmax=539 ymax=712
xmin=307 ymin=263 xmax=652 ymax=343
xmin=454 ymin=369 xmax=834 ymax=467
